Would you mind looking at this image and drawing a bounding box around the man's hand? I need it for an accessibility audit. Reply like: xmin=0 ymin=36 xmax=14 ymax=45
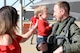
xmin=38 ymin=42 xmax=48 ymax=52
xmin=49 ymin=24 xmax=53 ymax=27
xmin=53 ymin=46 xmax=63 ymax=53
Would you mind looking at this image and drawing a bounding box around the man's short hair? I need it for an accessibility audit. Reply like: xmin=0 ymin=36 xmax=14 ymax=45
xmin=55 ymin=1 xmax=70 ymax=14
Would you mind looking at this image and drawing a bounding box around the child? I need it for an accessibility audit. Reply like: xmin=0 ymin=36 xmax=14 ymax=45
xmin=29 ymin=7 xmax=39 ymax=44
xmin=36 ymin=5 xmax=53 ymax=53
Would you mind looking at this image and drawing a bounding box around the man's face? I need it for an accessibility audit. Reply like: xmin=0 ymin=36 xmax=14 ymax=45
xmin=53 ymin=5 xmax=63 ymax=21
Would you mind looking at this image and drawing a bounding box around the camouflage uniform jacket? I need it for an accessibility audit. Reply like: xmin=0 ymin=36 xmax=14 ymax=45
xmin=49 ymin=16 xmax=80 ymax=53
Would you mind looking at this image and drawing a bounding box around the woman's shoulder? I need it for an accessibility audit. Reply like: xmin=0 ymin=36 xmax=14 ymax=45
xmin=0 ymin=34 xmax=12 ymax=46
xmin=0 ymin=34 xmax=15 ymax=52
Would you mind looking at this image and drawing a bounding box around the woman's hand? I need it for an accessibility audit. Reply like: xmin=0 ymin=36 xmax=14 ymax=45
xmin=32 ymin=20 xmax=38 ymax=29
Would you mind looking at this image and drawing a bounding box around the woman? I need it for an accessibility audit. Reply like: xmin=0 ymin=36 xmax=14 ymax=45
xmin=0 ymin=6 xmax=38 ymax=53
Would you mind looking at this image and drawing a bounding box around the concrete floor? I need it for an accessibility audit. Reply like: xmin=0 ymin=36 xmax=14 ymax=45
xmin=19 ymin=21 xmax=80 ymax=53
xmin=20 ymin=34 xmax=42 ymax=53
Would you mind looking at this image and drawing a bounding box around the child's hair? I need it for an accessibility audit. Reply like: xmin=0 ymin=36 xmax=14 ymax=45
xmin=34 ymin=5 xmax=48 ymax=17
xmin=34 ymin=6 xmax=39 ymax=16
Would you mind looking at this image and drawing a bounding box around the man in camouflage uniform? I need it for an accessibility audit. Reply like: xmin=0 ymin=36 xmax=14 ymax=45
xmin=47 ymin=1 xmax=80 ymax=53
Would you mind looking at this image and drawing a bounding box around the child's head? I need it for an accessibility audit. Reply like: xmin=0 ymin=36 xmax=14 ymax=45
xmin=35 ymin=5 xmax=48 ymax=20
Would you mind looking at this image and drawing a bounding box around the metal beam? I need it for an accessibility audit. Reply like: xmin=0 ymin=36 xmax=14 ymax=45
xmin=11 ymin=0 xmax=19 ymax=6
xmin=24 ymin=0 xmax=34 ymax=8
xmin=4 ymin=0 xmax=6 ymax=6
xmin=19 ymin=0 xmax=23 ymax=34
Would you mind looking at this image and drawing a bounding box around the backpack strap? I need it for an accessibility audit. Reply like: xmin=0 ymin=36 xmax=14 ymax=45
xmin=63 ymin=17 xmax=75 ymax=37
xmin=47 ymin=22 xmax=59 ymax=44
xmin=55 ymin=17 xmax=76 ymax=45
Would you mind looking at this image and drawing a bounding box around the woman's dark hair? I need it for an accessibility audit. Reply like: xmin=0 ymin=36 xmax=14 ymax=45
xmin=0 ymin=6 xmax=19 ymax=35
